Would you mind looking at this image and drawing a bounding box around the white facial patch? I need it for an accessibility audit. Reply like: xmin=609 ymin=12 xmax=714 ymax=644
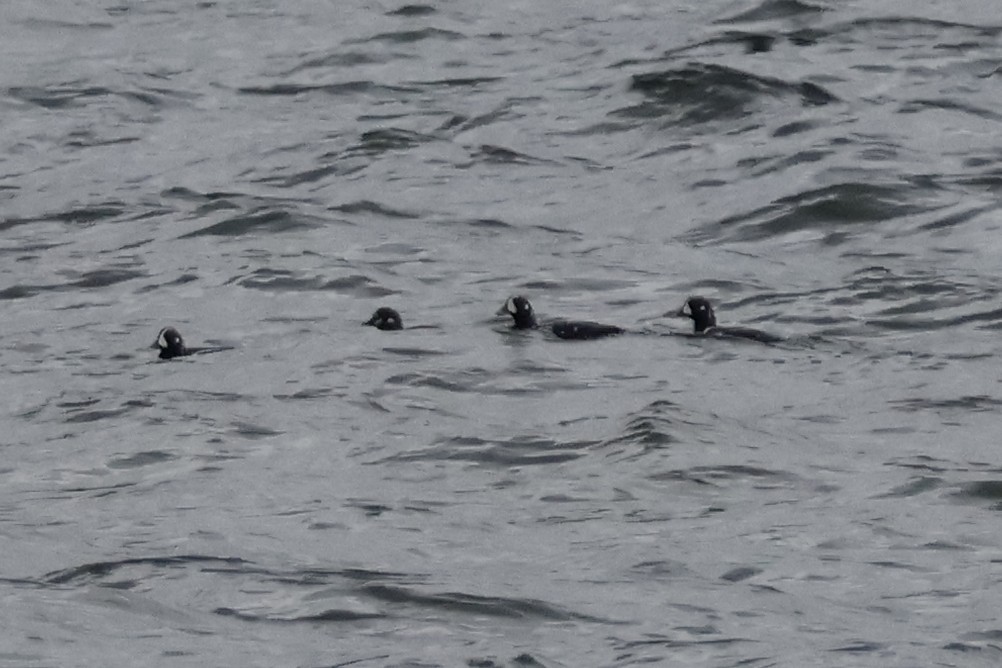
xmin=681 ymin=302 xmax=692 ymax=317
xmin=157 ymin=328 xmax=169 ymax=348
xmin=506 ymin=297 xmax=518 ymax=315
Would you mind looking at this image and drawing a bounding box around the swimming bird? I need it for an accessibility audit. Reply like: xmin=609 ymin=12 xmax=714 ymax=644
xmin=497 ymin=296 xmax=625 ymax=340
xmin=151 ymin=327 xmax=192 ymax=359
xmin=151 ymin=327 xmax=228 ymax=359
xmin=671 ymin=296 xmax=780 ymax=343
xmin=365 ymin=307 xmax=403 ymax=331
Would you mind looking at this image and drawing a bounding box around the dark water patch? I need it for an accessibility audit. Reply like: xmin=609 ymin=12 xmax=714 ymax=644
xmin=178 ymin=208 xmax=319 ymax=239
xmin=330 ymin=200 xmax=420 ymax=219
xmin=917 ymin=203 xmax=997 ymax=233
xmin=136 ymin=273 xmax=199 ymax=293
xmin=158 ymin=186 xmax=252 ymax=216
xmin=615 ymin=634 xmax=751 ymax=654
xmin=468 ymin=144 xmax=559 ymax=167
xmin=657 ymin=30 xmax=782 ymax=59
xmin=830 ymin=641 xmax=886 ymax=654
xmin=412 ymin=76 xmax=504 ymax=88
xmin=890 ymin=395 xmax=1002 ymax=413
xmin=285 ymin=51 xmax=395 ymax=75
xmin=346 ymin=128 xmax=439 ymax=156
xmin=47 ymin=204 xmax=126 ymax=225
xmin=772 ymin=119 xmax=824 ymax=137
xmin=76 ymin=268 xmax=146 ymax=288
xmin=345 ymin=500 xmax=394 ymax=517
xmin=737 ymin=148 xmax=833 ymax=179
xmin=944 ymin=641 xmax=1002 ymax=656
xmin=720 ymin=566 xmax=762 ymax=582
xmin=363 ymin=241 xmax=425 ymax=256
xmin=952 ymin=631 xmax=1002 ymax=656
xmin=650 ymin=465 xmax=795 ymax=488
xmin=41 ymin=555 xmax=249 ymax=586
xmin=385 ymin=371 xmax=478 ymax=394
xmin=154 ymin=390 xmax=249 ymax=403
xmin=387 ymin=4 xmax=436 ymax=17
xmin=438 ymin=107 xmax=519 ymax=134
xmin=629 ymin=560 xmax=690 ymax=579
xmin=63 ymin=132 xmax=140 ymax=149
xmin=899 ymin=98 xmax=1002 ymax=122
xmin=528 ymin=223 xmax=581 ymax=238
xmin=379 ymin=435 xmax=593 ymax=467
xmin=379 ymin=347 xmax=448 ymax=358
xmin=107 ymin=450 xmax=176 ymax=469
xmin=0 ymin=241 xmax=68 ymax=256
xmin=260 ymin=162 xmax=362 ymax=187
xmin=466 ymin=655 xmax=550 ymax=668
xmin=846 ymin=16 xmax=1002 ymax=40
xmin=231 ymin=421 xmax=283 ymax=438
xmin=602 ymin=400 xmax=683 ymax=453
xmin=835 ymin=265 xmax=967 ymax=308
xmin=160 ymin=186 xmax=247 ymax=208
xmin=260 ymin=566 xmax=419 ymax=587
xmin=951 ymin=481 xmax=1002 ymax=508
xmin=8 ymin=85 xmax=116 ymax=110
xmin=58 ymin=481 xmax=138 ymax=497
xmin=235 ymin=269 xmax=395 ymax=297
xmin=616 ymin=63 xmax=836 ymax=127
xmin=430 ymin=217 xmax=515 ymax=238
xmin=360 ymin=27 xmax=464 ymax=44
xmin=237 ymin=81 xmax=419 ymax=97
xmin=517 ymin=277 xmax=636 ymax=292
xmin=361 ymin=584 xmax=600 ymax=621
xmin=273 ymin=388 xmax=336 ymax=401
xmin=867 ymin=305 xmax=1002 ymax=332
xmin=64 ymin=407 xmax=132 ymax=424
xmin=682 ymin=182 xmax=933 ymax=245
xmin=876 ymin=476 xmax=942 ymax=499
xmin=0 ymin=266 xmax=145 ymax=299
xmin=215 ymin=607 xmax=384 ymax=623
xmin=716 ymin=0 xmax=827 ymax=23
xmin=0 ymin=285 xmax=38 ymax=300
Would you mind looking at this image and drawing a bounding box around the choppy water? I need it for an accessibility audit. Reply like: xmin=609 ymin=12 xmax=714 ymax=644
xmin=3 ymin=1 xmax=1002 ymax=666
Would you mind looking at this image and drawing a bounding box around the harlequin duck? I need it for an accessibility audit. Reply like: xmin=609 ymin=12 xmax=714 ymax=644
xmin=671 ymin=296 xmax=780 ymax=343
xmin=151 ymin=327 xmax=228 ymax=359
xmin=365 ymin=307 xmax=403 ymax=331
xmin=497 ymin=296 xmax=625 ymax=340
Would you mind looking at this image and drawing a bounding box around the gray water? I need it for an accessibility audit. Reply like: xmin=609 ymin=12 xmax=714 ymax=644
xmin=3 ymin=1 xmax=1002 ymax=666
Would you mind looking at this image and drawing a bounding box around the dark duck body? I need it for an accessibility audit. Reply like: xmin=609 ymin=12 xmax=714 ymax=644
xmin=497 ymin=296 xmax=624 ymax=340
xmin=365 ymin=307 xmax=403 ymax=331
xmin=672 ymin=296 xmax=780 ymax=343
xmin=151 ymin=326 xmax=228 ymax=359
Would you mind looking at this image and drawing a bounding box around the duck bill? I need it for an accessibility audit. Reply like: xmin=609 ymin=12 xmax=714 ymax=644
xmin=150 ymin=341 xmax=160 ymax=349
xmin=495 ymin=305 xmax=510 ymax=316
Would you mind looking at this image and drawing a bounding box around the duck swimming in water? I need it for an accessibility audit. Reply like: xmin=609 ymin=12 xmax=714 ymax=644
xmin=671 ymin=296 xmax=781 ymax=343
xmin=497 ymin=296 xmax=625 ymax=340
